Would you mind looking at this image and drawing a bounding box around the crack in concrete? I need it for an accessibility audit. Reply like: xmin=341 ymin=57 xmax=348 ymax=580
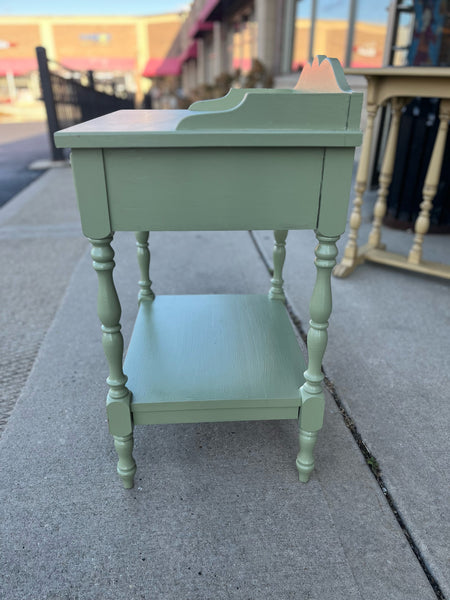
xmin=248 ymin=229 xmax=446 ymax=600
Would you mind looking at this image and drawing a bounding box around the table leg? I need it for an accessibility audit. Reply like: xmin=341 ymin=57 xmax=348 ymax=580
xmin=90 ymin=235 xmax=136 ymax=489
xmin=268 ymin=230 xmax=288 ymax=301
xmin=367 ymin=97 xmax=407 ymax=249
xmin=135 ymin=231 xmax=155 ymax=303
xmin=297 ymin=233 xmax=338 ymax=482
xmin=408 ymin=100 xmax=450 ymax=265
xmin=333 ymin=104 xmax=377 ymax=278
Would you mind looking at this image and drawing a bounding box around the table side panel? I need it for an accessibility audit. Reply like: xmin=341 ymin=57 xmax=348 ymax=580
xmin=124 ymin=295 xmax=305 ymax=423
xmin=71 ymin=149 xmax=111 ymax=238
xmin=104 ymin=148 xmax=324 ymax=231
xmin=317 ymin=147 xmax=356 ymax=236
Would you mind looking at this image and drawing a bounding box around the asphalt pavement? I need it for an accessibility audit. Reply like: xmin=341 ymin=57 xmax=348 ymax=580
xmin=0 ymin=122 xmax=50 ymax=207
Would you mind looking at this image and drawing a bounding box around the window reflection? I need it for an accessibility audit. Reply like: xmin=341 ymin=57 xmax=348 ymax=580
xmin=232 ymin=17 xmax=256 ymax=74
xmin=351 ymin=0 xmax=391 ymax=67
xmin=293 ymin=0 xmax=391 ymax=69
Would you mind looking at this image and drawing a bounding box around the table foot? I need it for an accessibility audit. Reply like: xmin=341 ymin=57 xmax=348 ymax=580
xmin=333 ymin=259 xmax=358 ymax=278
xmin=334 ymin=242 xmax=386 ymax=278
xmin=114 ymin=434 xmax=137 ymax=489
xmin=296 ymin=429 xmax=318 ymax=483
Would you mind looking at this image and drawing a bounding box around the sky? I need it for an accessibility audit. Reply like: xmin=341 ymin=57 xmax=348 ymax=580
xmin=0 ymin=0 xmax=191 ymax=15
xmin=0 ymin=0 xmax=389 ymax=23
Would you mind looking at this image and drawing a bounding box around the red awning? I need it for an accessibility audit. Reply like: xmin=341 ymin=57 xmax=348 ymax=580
xmin=189 ymin=20 xmax=214 ymax=39
xmin=180 ymin=42 xmax=198 ymax=63
xmin=0 ymin=58 xmax=37 ymax=76
xmin=188 ymin=0 xmax=221 ymax=38
xmin=60 ymin=57 xmax=135 ymax=72
xmin=142 ymin=57 xmax=182 ymax=78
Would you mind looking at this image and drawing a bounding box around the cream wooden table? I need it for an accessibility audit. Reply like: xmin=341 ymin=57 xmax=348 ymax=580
xmin=335 ymin=67 xmax=450 ymax=279
xmin=55 ymin=56 xmax=362 ymax=488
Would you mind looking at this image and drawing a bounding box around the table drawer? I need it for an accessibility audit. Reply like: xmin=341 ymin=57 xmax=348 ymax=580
xmin=104 ymin=147 xmax=323 ymax=231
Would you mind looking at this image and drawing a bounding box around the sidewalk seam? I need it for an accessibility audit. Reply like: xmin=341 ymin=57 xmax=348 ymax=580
xmin=248 ymin=229 xmax=446 ymax=600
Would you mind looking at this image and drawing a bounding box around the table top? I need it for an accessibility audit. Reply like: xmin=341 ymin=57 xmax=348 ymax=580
xmin=345 ymin=66 xmax=450 ymax=78
xmin=55 ymin=56 xmax=362 ymax=149
xmin=344 ymin=66 xmax=450 ymax=104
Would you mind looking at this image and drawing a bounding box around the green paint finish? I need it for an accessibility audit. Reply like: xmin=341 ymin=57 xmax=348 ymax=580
xmin=55 ymin=56 xmax=363 ymax=487
xmin=104 ymin=147 xmax=323 ymax=232
xmin=318 ymin=148 xmax=355 ymax=236
xmin=71 ymin=149 xmax=111 ymax=239
xmin=178 ymin=92 xmax=352 ymax=132
xmin=113 ymin=434 xmax=136 ymax=489
xmin=347 ymin=92 xmax=364 ymax=130
xmin=56 ymin=126 xmax=361 ymax=149
xmin=133 ymin=406 xmax=299 ymax=426
xmin=269 ymin=230 xmax=288 ymax=301
xmin=90 ymin=236 xmax=135 ymax=486
xmin=135 ymin=231 xmax=154 ymax=303
xmin=298 ymin=234 xmax=338 ymax=481
xmin=125 ymin=295 xmax=305 ymax=421
xmin=188 ymin=88 xmax=294 ymax=112
xmin=297 ymin=430 xmax=319 ymax=483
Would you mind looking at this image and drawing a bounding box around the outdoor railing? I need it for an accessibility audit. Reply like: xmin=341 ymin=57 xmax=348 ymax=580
xmin=36 ymin=46 xmax=135 ymax=161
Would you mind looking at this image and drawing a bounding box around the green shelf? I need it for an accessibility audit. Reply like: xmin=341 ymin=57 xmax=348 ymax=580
xmin=124 ymin=294 xmax=305 ymax=425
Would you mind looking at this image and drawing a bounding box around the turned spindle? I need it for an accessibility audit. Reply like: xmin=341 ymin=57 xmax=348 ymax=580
xmin=297 ymin=233 xmax=338 ymax=482
xmin=408 ymin=100 xmax=450 ymax=265
xmin=90 ymin=236 xmax=136 ymax=489
xmin=135 ymin=231 xmax=155 ymax=303
xmin=368 ymin=97 xmax=407 ymax=249
xmin=269 ymin=230 xmax=288 ymax=301
xmin=333 ymin=103 xmax=377 ymax=277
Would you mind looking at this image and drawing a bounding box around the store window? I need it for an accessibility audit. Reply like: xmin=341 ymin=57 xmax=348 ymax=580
xmin=292 ymin=0 xmax=391 ymax=70
xmin=293 ymin=0 xmax=313 ymax=70
xmin=314 ymin=0 xmax=350 ymax=65
xmin=351 ymin=0 xmax=391 ymax=67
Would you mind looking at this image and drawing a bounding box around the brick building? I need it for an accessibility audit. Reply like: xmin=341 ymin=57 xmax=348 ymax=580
xmin=0 ymin=14 xmax=184 ymax=103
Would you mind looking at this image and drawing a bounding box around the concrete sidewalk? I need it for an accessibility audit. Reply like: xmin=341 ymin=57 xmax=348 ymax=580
xmin=0 ymin=168 xmax=448 ymax=599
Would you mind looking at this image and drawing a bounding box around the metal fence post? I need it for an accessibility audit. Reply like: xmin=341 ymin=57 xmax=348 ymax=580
xmin=87 ymin=70 xmax=95 ymax=89
xmin=36 ymin=46 xmax=65 ymax=161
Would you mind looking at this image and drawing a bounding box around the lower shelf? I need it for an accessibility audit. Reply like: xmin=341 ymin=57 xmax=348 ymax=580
xmin=124 ymin=294 xmax=305 ymax=425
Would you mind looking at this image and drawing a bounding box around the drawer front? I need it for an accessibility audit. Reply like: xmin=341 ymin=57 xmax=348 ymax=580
xmin=104 ymin=147 xmax=323 ymax=231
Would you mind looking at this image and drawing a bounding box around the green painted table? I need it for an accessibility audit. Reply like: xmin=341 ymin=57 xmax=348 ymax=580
xmin=55 ymin=56 xmax=362 ymax=489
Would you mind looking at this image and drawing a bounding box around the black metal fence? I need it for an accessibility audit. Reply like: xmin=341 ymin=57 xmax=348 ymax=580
xmin=36 ymin=46 xmax=135 ymax=160
xmin=386 ymin=98 xmax=450 ymax=231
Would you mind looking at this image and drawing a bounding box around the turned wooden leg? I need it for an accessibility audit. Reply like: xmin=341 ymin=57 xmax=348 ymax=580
xmin=297 ymin=429 xmax=319 ymax=483
xmin=297 ymin=233 xmax=338 ymax=482
xmin=334 ymin=103 xmax=377 ymax=278
xmin=368 ymin=97 xmax=407 ymax=249
xmin=268 ymin=230 xmax=288 ymax=301
xmin=408 ymin=100 xmax=450 ymax=265
xmin=90 ymin=235 xmax=136 ymax=489
xmin=135 ymin=231 xmax=155 ymax=302
xmin=113 ymin=434 xmax=136 ymax=489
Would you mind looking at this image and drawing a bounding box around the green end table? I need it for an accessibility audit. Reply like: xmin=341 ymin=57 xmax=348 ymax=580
xmin=55 ymin=56 xmax=362 ymax=489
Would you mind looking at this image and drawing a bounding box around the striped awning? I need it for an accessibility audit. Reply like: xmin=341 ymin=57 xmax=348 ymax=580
xmin=0 ymin=58 xmax=37 ymax=76
xmin=142 ymin=57 xmax=182 ymax=78
xmin=59 ymin=57 xmax=135 ymax=72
